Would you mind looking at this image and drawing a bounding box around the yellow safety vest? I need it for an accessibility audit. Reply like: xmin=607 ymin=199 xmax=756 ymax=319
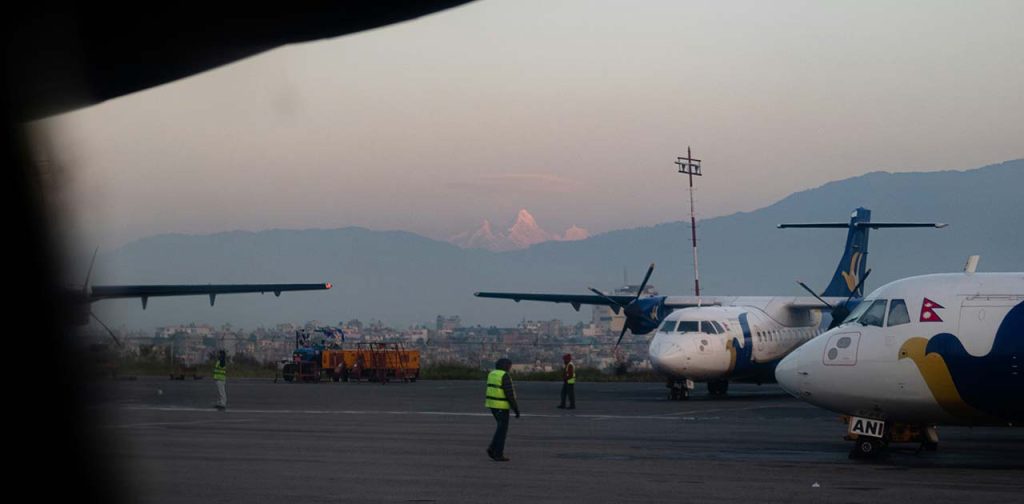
xmin=565 ymin=362 xmax=576 ymax=384
xmin=485 ymin=369 xmax=510 ymax=409
xmin=213 ymin=362 xmax=226 ymax=381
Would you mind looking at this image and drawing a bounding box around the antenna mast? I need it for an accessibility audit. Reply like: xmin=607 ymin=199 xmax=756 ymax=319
xmin=675 ymin=147 xmax=703 ymax=306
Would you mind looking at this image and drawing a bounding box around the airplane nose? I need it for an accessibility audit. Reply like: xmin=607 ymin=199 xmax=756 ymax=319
xmin=775 ymin=348 xmax=803 ymax=398
xmin=648 ymin=334 xmax=687 ymax=375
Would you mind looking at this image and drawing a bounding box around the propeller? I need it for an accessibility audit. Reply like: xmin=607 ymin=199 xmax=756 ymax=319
xmin=90 ymin=312 xmax=122 ymax=347
xmin=81 ymin=247 xmax=123 ymax=347
xmin=797 ymin=268 xmax=872 ymax=330
xmin=589 ymin=263 xmax=656 ymax=348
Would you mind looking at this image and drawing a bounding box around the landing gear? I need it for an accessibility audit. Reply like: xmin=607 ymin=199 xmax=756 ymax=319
xmin=667 ymin=379 xmax=693 ymax=401
xmin=707 ymin=380 xmax=729 ymax=396
xmin=843 ymin=417 xmax=939 ymax=460
xmin=849 ymin=437 xmax=887 ymax=459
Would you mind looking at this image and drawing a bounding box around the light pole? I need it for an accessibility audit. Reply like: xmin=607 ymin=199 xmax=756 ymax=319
xmin=675 ymin=147 xmax=703 ymax=306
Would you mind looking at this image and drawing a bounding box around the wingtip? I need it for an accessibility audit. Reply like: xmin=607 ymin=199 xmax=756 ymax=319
xmin=325 ymin=282 xmax=333 ymax=289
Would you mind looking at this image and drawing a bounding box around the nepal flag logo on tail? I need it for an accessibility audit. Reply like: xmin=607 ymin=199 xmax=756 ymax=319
xmin=920 ymin=298 xmax=944 ymax=322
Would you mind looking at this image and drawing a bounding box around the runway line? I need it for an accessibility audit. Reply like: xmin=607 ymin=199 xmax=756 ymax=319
xmin=106 ymin=418 xmax=255 ymax=429
xmin=118 ymin=405 xmax=721 ymax=422
xmin=652 ymin=403 xmax=817 ymax=417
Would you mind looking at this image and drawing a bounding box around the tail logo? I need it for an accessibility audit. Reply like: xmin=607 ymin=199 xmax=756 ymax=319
xmin=840 ymin=251 xmax=864 ymax=292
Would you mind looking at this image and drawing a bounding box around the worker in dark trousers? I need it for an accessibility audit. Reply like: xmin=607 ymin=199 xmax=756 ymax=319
xmin=485 ymin=358 xmax=519 ymax=462
xmin=558 ymin=353 xmax=576 ymax=409
xmin=213 ymin=350 xmax=227 ymax=411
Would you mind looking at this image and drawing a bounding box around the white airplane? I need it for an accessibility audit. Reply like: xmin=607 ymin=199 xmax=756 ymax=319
xmin=476 ymin=208 xmax=945 ymax=399
xmin=775 ymin=259 xmax=1023 ymax=458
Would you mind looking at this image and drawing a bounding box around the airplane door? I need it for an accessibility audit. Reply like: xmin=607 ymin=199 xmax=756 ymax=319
xmin=822 ymin=332 xmax=861 ymax=366
xmin=958 ymin=296 xmax=1022 ymax=356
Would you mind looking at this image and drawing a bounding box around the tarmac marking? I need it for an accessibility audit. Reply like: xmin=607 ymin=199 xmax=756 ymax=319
xmin=108 ymin=418 xmax=255 ymax=429
xmin=651 ymin=403 xmax=816 ymax=417
xmin=119 ymin=405 xmax=721 ymax=421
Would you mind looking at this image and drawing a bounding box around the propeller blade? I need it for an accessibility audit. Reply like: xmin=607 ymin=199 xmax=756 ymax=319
xmin=615 ymin=324 xmax=629 ymax=348
xmin=588 ymin=287 xmax=623 ymax=314
xmin=845 ymin=268 xmax=872 ymax=306
xmin=826 ymin=269 xmax=873 ymax=330
xmin=90 ymin=312 xmax=122 ymax=347
xmin=634 ymin=263 xmax=655 ymax=301
xmin=82 ymin=247 xmax=99 ymax=296
xmin=796 ymin=280 xmax=834 ymax=309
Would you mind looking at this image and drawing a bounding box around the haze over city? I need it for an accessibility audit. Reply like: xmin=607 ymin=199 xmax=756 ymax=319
xmin=28 ymin=0 xmax=1023 ymax=255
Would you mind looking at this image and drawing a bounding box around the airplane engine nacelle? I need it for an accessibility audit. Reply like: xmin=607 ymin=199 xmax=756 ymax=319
xmin=623 ymin=296 xmax=670 ymax=335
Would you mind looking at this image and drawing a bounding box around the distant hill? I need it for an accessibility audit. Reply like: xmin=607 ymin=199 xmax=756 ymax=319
xmin=94 ymin=159 xmax=1024 ymax=330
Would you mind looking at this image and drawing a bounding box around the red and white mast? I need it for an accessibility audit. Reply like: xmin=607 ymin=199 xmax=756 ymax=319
xmin=675 ymin=147 xmax=703 ymax=306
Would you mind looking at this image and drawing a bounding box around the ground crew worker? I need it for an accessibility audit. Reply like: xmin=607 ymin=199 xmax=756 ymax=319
xmin=558 ymin=353 xmax=576 ymax=409
xmin=213 ymin=350 xmax=227 ymax=411
xmin=485 ymin=358 xmax=519 ymax=461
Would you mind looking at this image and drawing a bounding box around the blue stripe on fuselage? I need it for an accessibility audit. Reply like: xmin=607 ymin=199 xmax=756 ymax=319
xmin=732 ymin=313 xmax=778 ymax=383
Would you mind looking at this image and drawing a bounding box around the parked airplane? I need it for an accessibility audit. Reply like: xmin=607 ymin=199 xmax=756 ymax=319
xmin=476 ymin=208 xmax=944 ymax=399
xmin=775 ymin=259 xmax=1023 ymax=458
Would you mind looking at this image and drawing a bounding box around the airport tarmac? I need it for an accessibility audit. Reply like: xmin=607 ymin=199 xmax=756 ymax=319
xmin=90 ymin=377 xmax=1024 ymax=503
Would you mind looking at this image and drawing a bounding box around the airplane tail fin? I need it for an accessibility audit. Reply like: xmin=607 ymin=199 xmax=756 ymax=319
xmin=779 ymin=208 xmax=946 ymax=298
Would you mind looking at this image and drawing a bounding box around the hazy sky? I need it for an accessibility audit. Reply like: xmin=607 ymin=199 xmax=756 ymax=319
xmin=32 ymin=0 xmax=1024 ymax=250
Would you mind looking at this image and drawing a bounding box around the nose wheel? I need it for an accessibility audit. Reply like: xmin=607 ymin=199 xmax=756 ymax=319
xmin=667 ymin=379 xmax=693 ymax=400
xmin=843 ymin=419 xmax=938 ymax=460
xmin=849 ymin=437 xmax=888 ymax=459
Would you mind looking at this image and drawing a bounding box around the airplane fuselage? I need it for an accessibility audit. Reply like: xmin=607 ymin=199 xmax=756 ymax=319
xmin=776 ymin=273 xmax=1024 ymax=426
xmin=649 ymin=300 xmax=824 ymax=383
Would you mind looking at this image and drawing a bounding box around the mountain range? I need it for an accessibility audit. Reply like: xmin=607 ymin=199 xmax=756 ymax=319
xmin=449 ymin=209 xmax=589 ymax=251
xmin=92 ymin=159 xmax=1024 ymax=331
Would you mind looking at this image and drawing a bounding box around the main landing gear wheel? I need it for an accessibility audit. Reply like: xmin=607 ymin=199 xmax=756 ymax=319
xmin=707 ymin=380 xmax=729 ymax=396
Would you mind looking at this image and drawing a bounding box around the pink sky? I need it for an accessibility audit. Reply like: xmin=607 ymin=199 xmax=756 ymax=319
xmin=30 ymin=0 xmax=1024 ymax=250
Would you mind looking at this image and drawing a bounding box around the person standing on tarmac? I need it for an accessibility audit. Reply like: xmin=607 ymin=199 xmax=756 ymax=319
xmin=558 ymin=353 xmax=576 ymax=409
xmin=213 ymin=350 xmax=227 ymax=411
xmin=485 ymin=358 xmax=519 ymax=462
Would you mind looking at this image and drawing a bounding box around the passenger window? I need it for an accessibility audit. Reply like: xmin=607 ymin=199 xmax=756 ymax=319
xmin=887 ymin=299 xmax=910 ymax=327
xmin=859 ymin=299 xmax=888 ymax=327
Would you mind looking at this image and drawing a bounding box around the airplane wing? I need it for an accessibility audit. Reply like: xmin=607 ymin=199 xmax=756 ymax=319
xmin=662 ymin=296 xmax=735 ymax=308
xmin=90 ymin=282 xmax=332 ymax=308
xmin=475 ymin=293 xmax=845 ymax=311
xmin=474 ymin=292 xmax=636 ymax=311
xmin=663 ymin=296 xmax=846 ymax=311
xmin=786 ymin=296 xmax=847 ymax=310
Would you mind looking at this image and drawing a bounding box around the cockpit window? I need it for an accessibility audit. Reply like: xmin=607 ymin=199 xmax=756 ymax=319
xmin=843 ymin=299 xmax=870 ymax=324
xmin=676 ymin=321 xmax=719 ymax=334
xmin=843 ymin=298 xmax=880 ymax=326
xmin=711 ymin=321 xmax=725 ymax=333
xmin=660 ymin=320 xmax=678 ymax=332
xmin=858 ymin=299 xmax=887 ymax=327
xmin=887 ymin=299 xmax=910 ymax=326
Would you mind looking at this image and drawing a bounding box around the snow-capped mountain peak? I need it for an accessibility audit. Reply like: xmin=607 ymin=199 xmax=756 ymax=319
xmin=449 ymin=209 xmax=589 ymax=251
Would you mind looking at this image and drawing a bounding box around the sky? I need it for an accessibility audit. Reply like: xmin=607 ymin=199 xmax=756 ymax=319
xmin=29 ymin=0 xmax=1024 ymax=252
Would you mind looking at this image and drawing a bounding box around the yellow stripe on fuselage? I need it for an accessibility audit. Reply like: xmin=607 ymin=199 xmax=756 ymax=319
xmin=898 ymin=337 xmax=980 ymax=420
